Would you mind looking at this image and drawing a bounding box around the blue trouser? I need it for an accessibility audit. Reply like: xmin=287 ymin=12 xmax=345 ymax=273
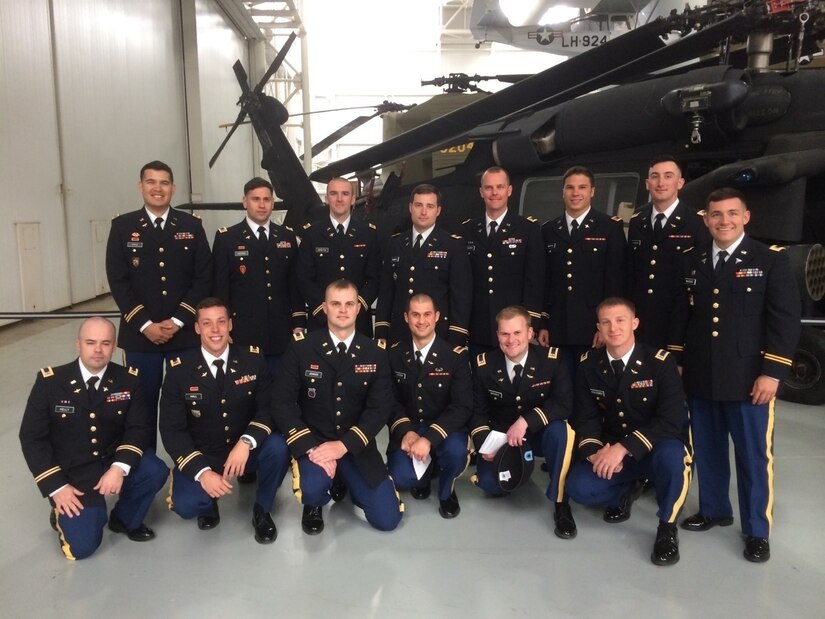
xmin=689 ymin=396 xmax=775 ymax=538
xmin=473 ymin=419 xmax=575 ymax=501
xmin=387 ymin=429 xmax=469 ymax=501
xmin=292 ymin=454 xmax=403 ymax=531
xmin=54 ymin=450 xmax=169 ymax=560
xmin=566 ymin=438 xmax=692 ymax=523
xmin=125 ymin=350 xmax=182 ymax=448
xmin=168 ymin=433 xmax=289 ymax=518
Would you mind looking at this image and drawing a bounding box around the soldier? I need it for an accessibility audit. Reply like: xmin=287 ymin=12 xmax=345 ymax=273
xmin=19 ymin=317 xmax=168 ymax=560
xmin=538 ymin=165 xmax=627 ymax=376
xmin=297 ymin=177 xmax=380 ymax=337
xmin=375 ymin=184 xmax=471 ymax=347
xmin=462 ymin=167 xmax=544 ymax=358
xmin=670 ymin=188 xmax=801 ymax=563
xmin=159 ymin=298 xmax=290 ymax=544
xmin=387 ymin=293 xmax=472 ymax=519
xmin=567 ymin=298 xmax=692 ymax=566
xmin=106 ymin=160 xmax=212 ymax=445
xmin=273 ymin=279 xmax=403 ymax=534
xmin=212 ymin=177 xmax=305 ymax=374
xmin=627 ymin=156 xmax=708 ymax=348
xmin=469 ymin=306 xmax=577 ymax=539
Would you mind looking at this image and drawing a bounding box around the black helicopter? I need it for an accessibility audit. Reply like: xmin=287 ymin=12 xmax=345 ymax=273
xmin=206 ymin=0 xmax=825 ymax=404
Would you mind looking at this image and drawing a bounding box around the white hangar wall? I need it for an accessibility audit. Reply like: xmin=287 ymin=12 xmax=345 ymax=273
xmin=0 ymin=0 xmax=256 ymax=323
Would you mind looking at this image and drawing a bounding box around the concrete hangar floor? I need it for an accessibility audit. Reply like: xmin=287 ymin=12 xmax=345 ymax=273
xmin=1 ymin=298 xmax=822 ymax=618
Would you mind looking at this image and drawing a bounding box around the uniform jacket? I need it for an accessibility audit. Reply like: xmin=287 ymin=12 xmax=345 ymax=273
xmin=387 ymin=336 xmax=472 ymax=449
xmin=574 ymin=344 xmax=690 ymax=462
xmin=106 ymin=208 xmax=212 ymax=352
xmin=212 ymin=220 xmax=305 ymax=355
xmin=462 ymin=212 xmax=544 ymax=347
xmin=669 ymin=236 xmax=801 ymax=401
xmin=376 ymin=226 xmax=471 ymax=346
xmin=19 ymin=361 xmax=151 ymax=503
xmin=469 ymin=344 xmax=573 ymax=452
xmin=627 ymin=202 xmax=709 ymax=348
xmin=273 ymin=329 xmax=394 ymax=487
xmin=542 ymin=209 xmax=626 ymax=346
xmin=159 ymin=345 xmax=274 ymax=480
xmin=297 ymin=218 xmax=380 ymax=336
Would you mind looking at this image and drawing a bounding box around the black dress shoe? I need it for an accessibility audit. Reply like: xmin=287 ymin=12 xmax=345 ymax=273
xmin=438 ymin=492 xmax=461 ymax=519
xmin=238 ymin=471 xmax=258 ymax=484
xmin=252 ymin=503 xmax=277 ymax=544
xmin=108 ymin=513 xmax=156 ymax=541
xmin=651 ymin=522 xmax=680 ymax=566
xmin=301 ymin=506 xmax=324 ymax=535
xmin=411 ymin=485 xmax=431 ymax=500
xmin=49 ymin=510 xmax=58 ymax=532
xmin=744 ymin=536 xmax=770 ymax=563
xmin=604 ymin=481 xmax=644 ymax=524
xmin=330 ymin=478 xmax=348 ymax=502
xmin=554 ymin=502 xmax=577 ymax=539
xmin=197 ymin=502 xmax=220 ymax=530
xmin=680 ymin=513 xmax=734 ymax=532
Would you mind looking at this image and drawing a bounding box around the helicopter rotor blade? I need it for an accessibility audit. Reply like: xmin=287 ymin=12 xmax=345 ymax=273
xmin=209 ymin=107 xmax=248 ymax=168
xmin=253 ymin=31 xmax=297 ymax=94
xmin=309 ymin=112 xmax=381 ymax=158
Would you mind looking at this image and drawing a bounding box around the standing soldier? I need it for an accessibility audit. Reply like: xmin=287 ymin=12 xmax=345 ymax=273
xmin=212 ymin=177 xmax=305 ymax=374
xmin=670 ymin=188 xmax=800 ymax=563
xmin=628 ymin=156 xmax=708 ymax=348
xmin=297 ymin=177 xmax=380 ymax=337
xmin=462 ymin=167 xmax=544 ymax=357
xmin=376 ymin=184 xmax=471 ymax=347
xmin=106 ymin=160 xmax=212 ymax=446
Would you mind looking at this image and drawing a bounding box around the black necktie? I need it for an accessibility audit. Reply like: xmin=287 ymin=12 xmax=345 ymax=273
xmin=257 ymin=225 xmax=267 ymax=245
xmin=415 ymin=350 xmax=423 ymax=369
xmin=213 ymin=359 xmax=225 ymax=388
xmin=512 ymin=364 xmax=523 ymax=390
xmin=86 ymin=375 xmax=99 ymax=400
xmin=336 ymin=223 xmax=345 ymax=237
xmin=489 ymin=221 xmax=498 ymax=238
xmin=337 ymin=342 xmax=347 ymax=357
xmin=570 ymin=220 xmax=579 ymax=236
xmin=715 ymin=250 xmax=728 ymax=276
xmin=611 ymin=359 xmax=624 ymax=381
xmin=653 ymin=213 xmax=665 ymax=239
xmin=413 ymin=234 xmax=423 ymax=254
xmin=154 ymin=217 xmax=163 ymax=233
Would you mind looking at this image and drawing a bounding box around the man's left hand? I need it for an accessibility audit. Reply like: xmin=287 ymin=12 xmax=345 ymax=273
xmin=506 ymin=417 xmax=528 ymax=447
xmin=309 ymin=441 xmax=347 ymax=464
xmin=590 ymin=442 xmax=628 ymax=480
xmin=751 ymin=375 xmax=779 ymax=405
xmin=223 ymin=441 xmax=251 ymax=478
xmin=409 ymin=437 xmax=432 ymax=462
xmin=94 ymin=466 xmax=125 ymax=495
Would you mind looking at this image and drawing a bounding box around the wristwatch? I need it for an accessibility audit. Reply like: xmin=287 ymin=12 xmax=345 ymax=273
xmin=240 ymin=436 xmax=254 ymax=449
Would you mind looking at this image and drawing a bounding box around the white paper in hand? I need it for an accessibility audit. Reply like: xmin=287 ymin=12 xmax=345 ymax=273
xmin=478 ymin=430 xmax=508 ymax=455
xmin=412 ymin=454 xmax=432 ymax=480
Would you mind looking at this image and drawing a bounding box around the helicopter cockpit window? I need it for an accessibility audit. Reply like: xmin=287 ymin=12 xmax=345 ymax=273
xmin=520 ymin=173 xmax=639 ymax=224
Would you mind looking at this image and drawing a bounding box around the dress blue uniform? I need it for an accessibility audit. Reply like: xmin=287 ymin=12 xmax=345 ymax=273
xmin=19 ymin=361 xmax=169 ymax=560
xmin=387 ymin=337 xmax=472 ymax=501
xmin=272 ymin=330 xmax=403 ymax=531
xmin=567 ymin=345 xmax=692 ymax=523
xmin=297 ymin=219 xmax=380 ymax=337
xmin=159 ymin=346 xmax=289 ymax=521
xmin=469 ymin=344 xmax=575 ymax=501
xmin=376 ymin=226 xmax=471 ymax=346
xmin=669 ymin=236 xmax=801 ymax=538
xmin=462 ymin=212 xmax=544 ymax=350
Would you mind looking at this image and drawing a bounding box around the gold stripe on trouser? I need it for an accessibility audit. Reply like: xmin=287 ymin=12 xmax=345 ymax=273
xmin=164 ymin=469 xmax=175 ymax=510
xmin=765 ymin=397 xmax=776 ymax=534
xmin=448 ymin=436 xmax=473 ymax=496
xmin=55 ymin=508 xmax=76 ymax=561
xmin=290 ymin=457 xmax=303 ymax=503
xmin=388 ymin=475 xmax=405 ymax=513
xmin=553 ymin=422 xmax=576 ymax=503
xmin=665 ymin=446 xmax=693 ymax=523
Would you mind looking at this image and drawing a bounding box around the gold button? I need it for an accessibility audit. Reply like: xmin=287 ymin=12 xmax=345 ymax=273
xmin=89 ymin=413 xmax=96 ymax=419
xmin=265 ymin=270 xmax=270 ymax=275
xmin=267 ymin=296 xmax=272 ymax=300
xmin=90 ymin=426 xmax=97 ymax=432
xmin=488 ymin=265 xmax=493 ymax=270
xmin=647 ymin=289 xmax=653 ymax=294
xmin=221 ymin=399 xmax=226 ymax=404
xmin=713 ymin=288 xmax=720 ymax=295
xmin=713 ymin=302 xmax=719 ymax=308
xmin=712 ymin=317 xmax=719 ymax=323
xmin=224 ymin=426 xmax=230 ymax=431
xmin=489 ymin=289 xmax=494 ymax=294
xmin=652 ymin=245 xmax=658 ymax=251
xmin=410 ymin=266 xmax=416 ymax=272
xmin=488 ymin=277 xmax=493 ymax=282
xmin=340 ymin=266 xmax=345 ymax=271
xmin=336 ymin=425 xmax=341 ymax=430
xmin=567 ymin=248 xmax=573 ymax=254
xmin=161 ymin=290 xmax=167 ymax=296
xmin=336 ymin=396 xmax=341 ymax=401
xmin=159 ymin=262 xmax=165 ymax=267
xmin=487 ymin=253 xmax=493 ymax=258
xmin=618 ymin=412 xmax=624 ymax=418
xmin=159 ymin=247 xmax=165 ymax=253
xmin=223 ymin=413 xmax=228 ymax=418
xmin=617 ymin=398 xmax=622 ymax=404
xmin=339 ymin=254 xmax=345 ymax=259
xmin=515 ymin=396 xmax=521 ymax=402
xmin=417 ymin=383 xmax=422 ymax=388
xmin=409 ymin=289 xmax=414 ymax=294
xmin=566 ymin=273 xmax=572 ymax=279
xmin=650 ymin=260 xmax=656 ymax=266
xmin=566 ymin=261 xmax=572 ymax=266
xmin=567 ymin=286 xmax=573 ymax=291
xmin=409 ymin=277 xmax=414 ymax=283
xmin=747 ymin=287 xmax=752 ymax=292
xmin=649 ymin=274 xmax=655 ymax=280
xmin=336 ymin=411 xmax=341 ymax=416
xmin=161 ymin=276 xmax=166 ymax=282
xmin=621 ymin=423 xmax=627 ymax=429
xmin=265 ymin=256 xmax=269 ymax=261
xmin=91 ymin=438 xmax=98 ymax=444
xmin=93 ymin=451 xmax=99 ymax=456
xmin=712 ymin=331 xmax=719 ymax=337
xmin=337 ymin=382 xmax=343 ymax=387
xmin=226 ymin=438 xmax=231 ymax=443
xmin=267 ymin=283 xmax=271 ymax=287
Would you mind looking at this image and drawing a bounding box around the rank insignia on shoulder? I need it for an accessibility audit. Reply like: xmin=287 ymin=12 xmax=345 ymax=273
xmin=391 ymin=231 xmax=401 ymax=237
xmin=217 ymin=227 xmax=228 ymax=233
xmin=377 ymin=340 xmax=387 ymax=350
xmin=526 ymin=215 xmax=538 ymax=223
xmin=292 ymin=331 xmax=305 ymax=342
xmin=547 ymin=347 xmax=559 ymax=359
xmin=630 ymin=211 xmax=641 ymax=219
xmin=169 ymin=357 xmax=182 ymax=367
xmin=285 ymin=225 xmax=294 ymax=232
xmin=655 ymin=349 xmax=670 ymax=361
xmin=369 ymin=223 xmax=376 ymax=229
xmin=40 ymin=366 xmax=55 ymax=378
xmin=451 ymin=234 xmax=463 ymax=240
xmin=303 ymin=223 xmax=312 ymax=230
xmin=249 ymin=345 xmax=261 ymax=354
xmin=769 ymin=245 xmax=786 ymax=252
xmin=682 ymin=246 xmax=695 ymax=253
xmin=476 ymin=352 xmax=487 ymax=367
xmin=462 ymin=218 xmax=472 ymax=225
xmin=453 ymin=346 xmax=467 ymax=355
xmin=696 ymin=210 xmax=706 ymax=217
xmin=128 ymin=367 xmax=140 ymax=376
xmin=580 ymin=351 xmax=589 ymax=362
xmin=611 ymin=215 xmax=623 ymax=222
xmin=390 ymin=342 xmax=399 ymax=348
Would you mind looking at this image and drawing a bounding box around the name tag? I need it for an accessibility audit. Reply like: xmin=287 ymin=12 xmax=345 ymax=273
xmin=234 ymin=250 xmax=249 ymax=257
xmin=315 ymin=247 xmax=329 ymax=254
xmin=394 ymin=371 xmax=406 ymax=380
xmin=589 ymin=389 xmax=605 ymax=397
xmin=127 ymin=242 xmax=143 ymax=248
xmin=684 ymin=278 xmax=696 ymax=286
xmin=305 ymin=370 xmax=323 ymax=379
xmin=55 ymin=405 xmax=75 ymax=414
xmin=184 ymin=392 xmax=203 ymax=401
xmin=488 ymin=389 xmax=503 ymax=399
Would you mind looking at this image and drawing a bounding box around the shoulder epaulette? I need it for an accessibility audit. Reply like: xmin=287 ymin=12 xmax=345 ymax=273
xmin=451 ymin=234 xmax=462 ymax=240
xmin=217 ymin=227 xmax=228 ymax=233
xmin=655 ymin=349 xmax=670 ymax=361
xmin=453 ymin=346 xmax=466 ymax=355
xmin=169 ymin=357 xmax=182 ymax=367
xmin=128 ymin=366 xmax=139 ymax=376
xmin=547 ymin=346 xmax=559 ymax=359
xmin=580 ymin=351 xmax=589 ymax=362
xmin=40 ymin=367 xmax=54 ymax=378
xmin=476 ymin=352 xmax=487 ymax=367
xmin=769 ymin=244 xmax=786 ymax=252
xmin=391 ymin=231 xmax=402 ymax=237
xmin=611 ymin=215 xmax=623 ymax=222
xmin=377 ymin=339 xmax=387 ymax=350
xmin=390 ymin=342 xmax=399 ymax=348
xmin=303 ymin=222 xmax=312 ymax=230
xmin=285 ymin=225 xmax=294 ymax=232
xmin=369 ymin=223 xmax=376 ymax=229
xmin=526 ymin=215 xmax=538 ymax=223
xmin=696 ymin=210 xmax=706 ymax=217
xmin=462 ymin=218 xmax=472 ymax=225
xmin=292 ymin=331 xmax=305 ymax=342
xmin=682 ymin=246 xmax=695 ymax=253
xmin=630 ymin=211 xmax=642 ymax=219
xmin=249 ymin=345 xmax=260 ymax=354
